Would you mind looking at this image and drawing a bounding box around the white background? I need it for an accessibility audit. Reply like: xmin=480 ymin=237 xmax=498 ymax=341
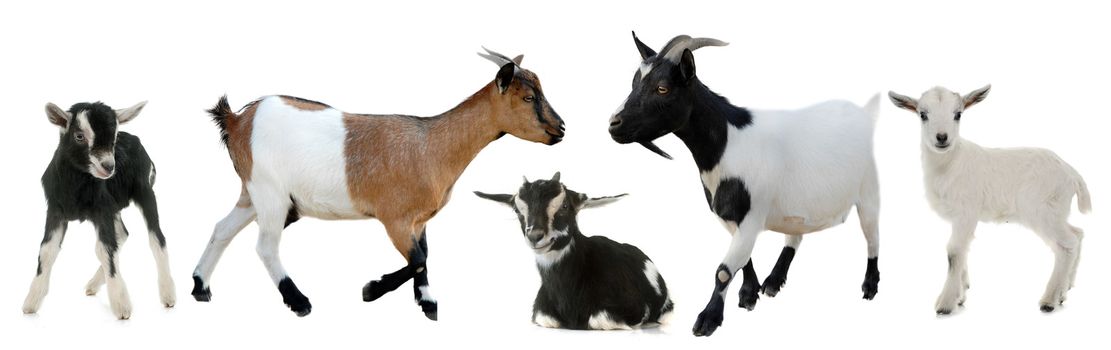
xmin=2 ymin=0 xmax=1107 ymax=349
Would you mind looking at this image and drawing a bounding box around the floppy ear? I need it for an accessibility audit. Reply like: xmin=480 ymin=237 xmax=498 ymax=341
xmin=115 ymin=101 xmax=147 ymax=124
xmin=888 ymin=91 xmax=919 ymax=112
xmin=474 ymin=191 xmax=514 ymax=206
xmin=679 ymin=49 xmax=696 ymax=83
xmin=495 ymin=63 xmax=516 ymax=94
xmin=580 ymin=193 xmax=627 ymax=209
xmin=511 ymin=54 xmax=524 ymax=65
xmin=633 ymin=31 xmax=657 ymax=60
xmin=963 ymin=85 xmax=991 ymax=109
xmin=45 ymin=102 xmax=71 ymax=129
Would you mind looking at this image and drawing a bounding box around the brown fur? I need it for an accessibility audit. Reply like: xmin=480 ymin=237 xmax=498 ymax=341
xmin=227 ymin=101 xmax=258 ymax=181
xmin=280 ymin=95 xmax=330 ymax=111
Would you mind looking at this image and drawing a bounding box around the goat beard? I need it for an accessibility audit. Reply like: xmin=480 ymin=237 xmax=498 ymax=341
xmin=639 ymin=141 xmax=673 ymax=160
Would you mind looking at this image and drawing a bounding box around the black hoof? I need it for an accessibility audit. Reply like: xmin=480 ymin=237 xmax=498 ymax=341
xmin=936 ymin=308 xmax=952 ymax=315
xmin=191 ymin=275 xmax=212 ymax=302
xmin=363 ymin=280 xmax=387 ymax=302
xmin=419 ymin=300 xmax=438 ymax=321
xmin=738 ymin=285 xmax=760 ymax=311
xmin=693 ymin=297 xmax=725 ymax=337
xmin=761 ymin=276 xmax=786 ymax=297
xmin=862 ymin=283 xmax=878 ymax=300
xmin=1040 ymin=304 xmax=1055 ymax=313
xmin=278 ymin=277 xmax=311 ymax=317
xmin=290 ymin=303 xmax=312 ymax=317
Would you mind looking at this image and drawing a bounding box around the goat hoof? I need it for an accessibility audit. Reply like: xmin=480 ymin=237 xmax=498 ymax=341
xmin=936 ymin=308 xmax=953 ymax=315
xmin=419 ymin=300 xmax=438 ymax=321
xmin=191 ymin=276 xmax=212 ymax=302
xmin=1040 ymin=304 xmax=1055 ymax=313
xmin=287 ymin=300 xmax=312 ymax=317
xmin=692 ymin=297 xmax=725 ymax=337
xmin=363 ymin=280 xmax=386 ymax=302
xmin=761 ymin=277 xmax=785 ymax=297
xmin=738 ymin=286 xmax=759 ymax=311
xmin=862 ymin=284 xmax=878 ymax=300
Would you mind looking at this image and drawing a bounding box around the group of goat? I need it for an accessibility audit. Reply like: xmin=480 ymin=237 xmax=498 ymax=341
xmin=23 ymin=33 xmax=1091 ymax=336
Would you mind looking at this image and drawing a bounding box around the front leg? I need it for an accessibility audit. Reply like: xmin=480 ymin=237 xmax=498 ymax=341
xmin=693 ymin=211 xmax=765 ymax=337
xmin=936 ymin=218 xmax=976 ymax=315
xmin=411 ymin=230 xmax=438 ymax=320
xmin=94 ymin=214 xmax=133 ymax=320
xmin=23 ymin=213 xmax=68 ymax=314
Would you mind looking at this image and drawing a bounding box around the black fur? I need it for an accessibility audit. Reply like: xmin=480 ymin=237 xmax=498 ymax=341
xmin=737 ymin=260 xmax=760 ymax=310
xmin=207 ymin=95 xmax=235 ymax=146
xmin=191 ymin=275 xmax=211 ymax=302
xmin=762 ymin=246 xmax=797 ymax=297
xmin=693 ymin=264 xmax=730 ymax=336
xmin=278 ymin=277 xmax=311 ymax=317
xmin=862 ymin=257 xmax=879 ymax=300
xmin=477 ymin=177 xmax=672 ymax=329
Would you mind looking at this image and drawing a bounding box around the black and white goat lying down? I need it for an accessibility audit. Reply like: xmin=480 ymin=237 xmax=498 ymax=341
xmin=476 ymin=173 xmax=673 ymax=330
xmin=23 ymin=101 xmax=175 ymax=320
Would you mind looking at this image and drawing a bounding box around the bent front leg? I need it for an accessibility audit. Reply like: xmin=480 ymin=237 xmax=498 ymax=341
xmin=693 ymin=213 xmax=764 ymax=337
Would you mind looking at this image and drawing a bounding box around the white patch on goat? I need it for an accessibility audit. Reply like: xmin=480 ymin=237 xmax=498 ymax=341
xmin=612 ymin=97 xmax=628 ymax=116
xmin=643 ymin=260 xmax=662 ymax=295
xmin=417 ymin=285 xmax=435 ymax=302
xmin=148 ymin=231 xmax=175 ymax=307
xmin=248 ymin=96 xmax=360 ymax=219
xmin=534 ymin=312 xmax=561 ymax=328
xmin=535 ymin=234 xmax=571 ymax=269
xmin=588 ymin=310 xmax=632 ymax=330
xmin=95 ymin=239 xmax=132 ymax=320
xmin=75 ymin=111 xmax=94 ymax=145
xmin=514 ymin=195 xmax=529 ymax=219
xmin=639 ymin=63 xmax=653 ymax=80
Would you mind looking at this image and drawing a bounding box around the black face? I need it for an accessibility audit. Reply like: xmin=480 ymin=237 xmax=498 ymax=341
xmin=609 ymin=50 xmax=699 ymax=159
xmin=55 ymin=103 xmax=120 ymax=179
xmin=475 ymin=174 xmax=587 ymax=252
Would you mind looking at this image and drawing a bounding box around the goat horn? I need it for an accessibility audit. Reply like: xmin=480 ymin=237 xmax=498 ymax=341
xmin=478 ymin=46 xmax=520 ymax=67
xmin=660 ymin=35 xmax=728 ymax=63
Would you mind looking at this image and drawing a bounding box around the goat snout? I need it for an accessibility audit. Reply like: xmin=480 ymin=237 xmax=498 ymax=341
xmin=936 ymin=133 xmax=948 ymax=144
xmin=101 ymin=161 xmax=116 ymax=174
xmin=609 ymin=114 xmax=623 ymax=128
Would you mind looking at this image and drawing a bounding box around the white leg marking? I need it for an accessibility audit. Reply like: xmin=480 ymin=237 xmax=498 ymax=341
xmin=96 ymin=240 xmax=132 ymax=320
xmin=533 ymin=312 xmax=562 ymax=328
xmin=193 ymin=205 xmax=256 ymax=283
xmin=643 ymin=260 xmax=662 ymax=295
xmin=587 ymin=310 xmax=632 ymax=330
xmin=23 ymin=224 xmax=66 ymax=314
xmin=85 ymin=266 xmax=105 ymax=296
xmin=417 ymin=285 xmax=435 ymax=303
xmin=149 ymin=233 xmax=176 ymax=307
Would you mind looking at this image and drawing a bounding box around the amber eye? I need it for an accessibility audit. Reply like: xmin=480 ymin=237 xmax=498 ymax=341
xmin=523 ymin=96 xmax=535 ymax=103
xmin=657 ymin=86 xmax=669 ymax=95
xmin=75 ymin=132 xmax=86 ymax=143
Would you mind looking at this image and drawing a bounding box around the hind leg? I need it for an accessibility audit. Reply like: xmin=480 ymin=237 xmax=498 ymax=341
xmin=85 ymin=266 xmax=105 ymax=296
xmin=857 ymin=173 xmax=881 ymax=300
xmin=1067 ymin=225 xmax=1083 ymax=290
xmin=363 ymin=218 xmax=433 ymax=319
xmin=761 ymin=235 xmax=800 ymax=297
xmin=135 ymin=187 xmax=175 ymax=307
xmin=250 ymin=188 xmax=310 ymax=316
xmin=192 ymin=188 xmax=256 ymax=302
xmin=23 ymin=214 xmax=68 ymax=314
xmin=1037 ymin=224 xmax=1079 ymax=312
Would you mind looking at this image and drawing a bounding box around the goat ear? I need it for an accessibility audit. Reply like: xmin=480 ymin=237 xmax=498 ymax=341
xmin=633 ymin=31 xmax=657 ymax=60
xmin=511 ymin=54 xmax=524 ymax=65
xmin=887 ymin=91 xmax=918 ymax=112
xmin=115 ymin=101 xmax=147 ymax=124
xmin=474 ymin=191 xmax=514 ymax=206
xmin=679 ymin=49 xmax=696 ymax=83
xmin=550 ymin=171 xmax=560 ymax=183
xmin=495 ymin=63 xmax=515 ymax=94
xmin=963 ymin=85 xmax=991 ymax=109
xmin=581 ymin=193 xmax=627 ymax=209
xmin=45 ymin=103 xmax=71 ymax=129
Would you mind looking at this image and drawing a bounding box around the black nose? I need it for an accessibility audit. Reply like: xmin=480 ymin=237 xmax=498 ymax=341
xmin=609 ymin=116 xmax=623 ymax=127
xmin=936 ymin=133 xmax=948 ymax=143
xmin=101 ymin=162 xmax=115 ymax=173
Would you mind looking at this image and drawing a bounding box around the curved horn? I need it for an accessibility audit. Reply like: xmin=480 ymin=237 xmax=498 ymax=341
xmin=659 ymin=35 xmax=728 ymax=63
xmin=478 ymin=46 xmax=520 ymax=67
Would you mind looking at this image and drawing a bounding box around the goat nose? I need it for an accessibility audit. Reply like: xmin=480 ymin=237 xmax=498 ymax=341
xmin=101 ymin=161 xmax=115 ymax=173
xmin=936 ymin=133 xmax=948 ymax=143
xmin=609 ymin=115 xmax=622 ymax=127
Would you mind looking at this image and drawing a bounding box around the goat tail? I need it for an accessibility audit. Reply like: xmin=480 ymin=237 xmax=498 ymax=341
xmin=862 ymin=93 xmax=882 ymax=121
xmin=1076 ymin=175 xmax=1092 ymax=214
xmin=207 ymin=95 xmax=237 ymax=147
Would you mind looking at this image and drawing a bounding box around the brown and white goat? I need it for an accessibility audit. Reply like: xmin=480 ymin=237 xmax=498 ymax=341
xmin=191 ymin=48 xmax=565 ymax=319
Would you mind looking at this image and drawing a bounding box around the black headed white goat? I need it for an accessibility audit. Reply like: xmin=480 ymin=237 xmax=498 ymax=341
xmin=889 ymin=85 xmax=1091 ymax=314
xmin=23 ymin=101 xmax=175 ymax=320
xmin=476 ymin=173 xmax=673 ymax=330
xmin=608 ymin=33 xmax=882 ymax=336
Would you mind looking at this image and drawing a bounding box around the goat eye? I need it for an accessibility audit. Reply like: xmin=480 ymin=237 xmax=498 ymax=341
xmin=919 ymin=111 xmax=928 ymax=121
xmin=523 ymin=95 xmax=535 ymax=103
xmin=954 ymin=112 xmax=962 ymax=121
xmin=657 ymin=86 xmax=669 ymax=95
xmin=74 ymin=132 xmax=86 ymax=142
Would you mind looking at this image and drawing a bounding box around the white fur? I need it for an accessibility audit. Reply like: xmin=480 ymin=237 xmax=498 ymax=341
xmin=193 ymin=205 xmax=256 ymax=286
xmin=587 ymin=310 xmax=633 ymax=330
xmin=706 ymin=95 xmax=882 ymax=275
xmin=533 ymin=312 xmax=561 ymax=328
xmin=890 ymin=86 xmax=1091 ymax=312
xmin=643 ymin=260 xmax=662 ymax=295
xmin=417 ymin=285 xmax=434 ymax=302
xmin=639 ymin=63 xmax=653 ymax=80
xmin=148 ymin=232 xmax=175 ymax=307
xmin=95 ymin=239 xmax=132 ymax=320
xmin=249 ymin=96 xmax=362 ymax=220
xmin=535 ymin=232 xmax=572 ymax=269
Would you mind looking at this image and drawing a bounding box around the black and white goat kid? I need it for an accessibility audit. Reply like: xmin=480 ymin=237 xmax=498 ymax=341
xmin=476 ymin=173 xmax=673 ymax=330
xmin=609 ymin=33 xmax=881 ymax=336
xmin=22 ymin=101 xmax=175 ymax=320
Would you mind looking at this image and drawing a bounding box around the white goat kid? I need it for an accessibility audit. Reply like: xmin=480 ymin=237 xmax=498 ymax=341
xmin=889 ymin=85 xmax=1091 ymax=314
